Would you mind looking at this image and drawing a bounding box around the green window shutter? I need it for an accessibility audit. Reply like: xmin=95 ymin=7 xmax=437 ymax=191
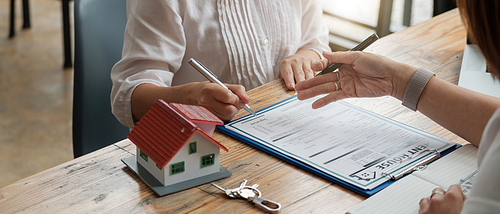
xmin=189 ymin=142 xmax=197 ymax=154
xmin=139 ymin=150 xmax=148 ymax=162
xmin=201 ymin=154 xmax=215 ymax=168
xmin=170 ymin=161 xmax=185 ymax=175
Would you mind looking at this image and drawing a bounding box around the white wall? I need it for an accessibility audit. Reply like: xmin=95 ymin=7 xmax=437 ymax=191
xmin=137 ymin=131 xmax=221 ymax=186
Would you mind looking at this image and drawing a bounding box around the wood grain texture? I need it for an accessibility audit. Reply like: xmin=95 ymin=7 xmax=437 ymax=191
xmin=0 ymin=9 xmax=467 ymax=214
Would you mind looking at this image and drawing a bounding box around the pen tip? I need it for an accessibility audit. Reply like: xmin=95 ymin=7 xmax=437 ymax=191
xmin=244 ymin=104 xmax=256 ymax=116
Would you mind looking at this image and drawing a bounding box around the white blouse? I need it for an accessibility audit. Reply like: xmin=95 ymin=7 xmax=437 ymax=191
xmin=111 ymin=0 xmax=331 ymax=128
xmin=461 ymin=107 xmax=500 ymax=213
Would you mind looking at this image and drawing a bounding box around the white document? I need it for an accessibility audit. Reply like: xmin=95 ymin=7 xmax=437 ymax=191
xmin=347 ymin=144 xmax=478 ymax=214
xmin=225 ymin=96 xmax=455 ymax=190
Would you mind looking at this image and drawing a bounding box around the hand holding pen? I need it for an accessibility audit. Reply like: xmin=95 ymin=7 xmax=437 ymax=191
xmin=189 ymin=58 xmax=256 ymax=119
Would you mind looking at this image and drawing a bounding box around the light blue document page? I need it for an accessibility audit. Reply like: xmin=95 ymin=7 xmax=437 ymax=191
xmin=225 ymin=96 xmax=455 ymax=190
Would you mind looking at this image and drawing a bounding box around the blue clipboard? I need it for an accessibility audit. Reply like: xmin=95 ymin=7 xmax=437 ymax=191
xmin=217 ymin=95 xmax=459 ymax=197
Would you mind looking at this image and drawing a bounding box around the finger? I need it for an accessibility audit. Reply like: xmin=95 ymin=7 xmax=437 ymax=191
xmin=295 ymin=72 xmax=338 ymax=92
xmin=447 ymin=185 xmax=467 ymax=201
xmin=323 ymin=51 xmax=364 ymax=65
xmin=418 ymin=197 xmax=430 ymax=214
xmin=311 ymin=60 xmax=325 ymax=71
xmin=303 ymin=62 xmax=315 ymax=80
xmin=206 ymin=100 xmax=239 ymax=122
xmin=279 ymin=63 xmax=295 ymax=90
xmin=312 ymin=91 xmax=349 ymax=109
xmin=335 ymin=70 xmax=341 ymax=82
xmin=432 ymin=188 xmax=446 ymax=195
xmin=198 ymin=86 xmax=239 ymax=120
xmin=296 ymin=80 xmax=338 ymax=101
xmin=311 ymin=58 xmax=329 ymax=72
xmin=292 ymin=63 xmax=306 ymax=84
xmin=429 ymin=188 xmax=446 ymax=202
xmin=210 ymin=85 xmax=244 ymax=109
xmin=227 ymin=84 xmax=251 ymax=104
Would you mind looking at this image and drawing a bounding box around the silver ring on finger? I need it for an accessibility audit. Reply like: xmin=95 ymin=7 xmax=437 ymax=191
xmin=430 ymin=190 xmax=445 ymax=198
xmin=334 ymin=81 xmax=339 ymax=91
xmin=335 ymin=71 xmax=340 ymax=81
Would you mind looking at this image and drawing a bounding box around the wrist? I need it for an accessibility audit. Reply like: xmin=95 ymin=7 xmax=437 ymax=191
xmin=180 ymin=82 xmax=201 ymax=106
xmin=392 ymin=64 xmax=419 ymax=101
xmin=401 ymin=68 xmax=435 ymax=111
xmin=296 ymin=49 xmax=322 ymax=61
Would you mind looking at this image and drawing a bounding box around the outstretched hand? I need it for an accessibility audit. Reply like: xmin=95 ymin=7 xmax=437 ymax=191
xmin=295 ymin=51 xmax=416 ymax=109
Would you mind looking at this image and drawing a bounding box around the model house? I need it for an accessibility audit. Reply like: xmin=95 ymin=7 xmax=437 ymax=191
xmin=127 ymin=100 xmax=228 ymax=187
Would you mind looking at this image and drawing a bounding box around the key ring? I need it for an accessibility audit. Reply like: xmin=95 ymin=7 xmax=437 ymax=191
xmin=212 ymin=181 xmax=282 ymax=213
xmin=238 ymin=186 xmax=262 ymax=199
xmin=248 ymin=196 xmax=282 ymax=213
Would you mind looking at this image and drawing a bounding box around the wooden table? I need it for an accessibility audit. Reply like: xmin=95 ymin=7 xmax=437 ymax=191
xmin=0 ymin=9 xmax=467 ymax=214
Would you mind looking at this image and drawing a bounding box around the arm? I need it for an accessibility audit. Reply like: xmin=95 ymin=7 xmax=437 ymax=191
xmin=414 ymin=73 xmax=500 ymax=146
xmin=111 ymin=0 xmax=184 ymax=128
xmin=111 ymin=1 xmax=250 ymax=127
xmin=131 ymin=83 xmax=250 ymax=123
xmin=295 ymin=51 xmax=500 ymax=146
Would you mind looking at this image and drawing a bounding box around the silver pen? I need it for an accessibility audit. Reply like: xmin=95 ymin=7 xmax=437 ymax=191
xmin=316 ymin=33 xmax=379 ymax=76
xmin=188 ymin=58 xmax=256 ymax=116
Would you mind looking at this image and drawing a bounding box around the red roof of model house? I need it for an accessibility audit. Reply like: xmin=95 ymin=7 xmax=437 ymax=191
xmin=128 ymin=100 xmax=228 ymax=168
xmin=170 ymin=103 xmax=224 ymax=125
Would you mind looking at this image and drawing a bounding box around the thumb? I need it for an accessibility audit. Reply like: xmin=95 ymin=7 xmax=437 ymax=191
xmin=311 ymin=58 xmax=329 ymax=71
xmin=322 ymin=51 xmax=363 ymax=65
xmin=448 ymin=185 xmax=467 ymax=201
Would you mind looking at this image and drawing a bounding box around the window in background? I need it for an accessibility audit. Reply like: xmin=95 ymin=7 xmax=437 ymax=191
xmin=321 ymin=0 xmax=433 ymax=51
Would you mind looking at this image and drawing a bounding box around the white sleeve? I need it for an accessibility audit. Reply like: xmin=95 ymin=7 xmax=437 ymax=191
xmin=298 ymin=0 xmax=331 ymax=58
xmin=110 ymin=0 xmax=185 ymax=128
xmin=461 ymin=109 xmax=500 ymax=213
xmin=461 ymin=140 xmax=500 ymax=213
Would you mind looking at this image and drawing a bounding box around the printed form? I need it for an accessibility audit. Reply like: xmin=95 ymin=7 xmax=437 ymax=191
xmin=225 ymin=96 xmax=455 ymax=190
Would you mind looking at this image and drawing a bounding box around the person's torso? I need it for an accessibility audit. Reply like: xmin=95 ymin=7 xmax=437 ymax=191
xmin=173 ymin=0 xmax=303 ymax=90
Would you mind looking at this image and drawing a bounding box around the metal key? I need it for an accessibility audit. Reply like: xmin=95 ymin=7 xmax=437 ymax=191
xmin=238 ymin=179 xmax=248 ymax=190
xmin=211 ymin=183 xmax=238 ymax=198
xmin=237 ymin=184 xmax=281 ymax=213
xmin=212 ymin=180 xmax=282 ymax=213
xmin=212 ymin=180 xmax=250 ymax=198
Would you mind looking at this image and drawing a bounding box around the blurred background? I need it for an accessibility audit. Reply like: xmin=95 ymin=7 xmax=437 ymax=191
xmin=0 ymin=0 xmax=455 ymax=187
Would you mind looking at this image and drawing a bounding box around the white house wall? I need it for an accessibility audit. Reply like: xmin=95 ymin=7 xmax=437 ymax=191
xmin=163 ymin=132 xmax=221 ymax=186
xmin=137 ymin=147 xmax=166 ymax=184
xmin=136 ymin=132 xmax=221 ymax=186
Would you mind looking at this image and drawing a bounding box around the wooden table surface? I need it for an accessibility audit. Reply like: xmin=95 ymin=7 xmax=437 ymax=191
xmin=0 ymin=9 xmax=467 ymax=214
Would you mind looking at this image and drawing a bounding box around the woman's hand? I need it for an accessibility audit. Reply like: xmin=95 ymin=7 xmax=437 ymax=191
xmin=277 ymin=49 xmax=322 ymax=90
xmin=131 ymin=82 xmax=251 ymax=123
xmin=418 ymin=185 xmax=466 ymax=214
xmin=191 ymin=82 xmax=251 ymax=122
xmin=295 ymin=51 xmax=416 ymax=109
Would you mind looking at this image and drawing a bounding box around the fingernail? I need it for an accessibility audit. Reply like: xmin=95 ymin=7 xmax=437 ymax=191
xmin=288 ymin=83 xmax=295 ymax=90
xmin=237 ymin=101 xmax=245 ymax=109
